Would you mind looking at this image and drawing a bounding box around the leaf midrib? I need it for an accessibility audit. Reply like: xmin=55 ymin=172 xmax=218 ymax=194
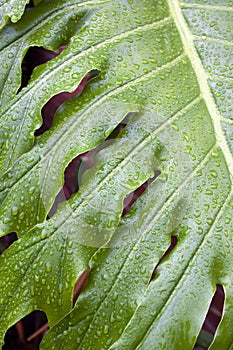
xmin=168 ymin=0 xmax=233 ymax=181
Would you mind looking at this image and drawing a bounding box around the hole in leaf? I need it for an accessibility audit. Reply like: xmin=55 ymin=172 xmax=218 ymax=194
xmin=150 ymin=235 xmax=178 ymax=282
xmin=63 ymin=156 xmax=83 ymax=200
xmin=73 ymin=268 xmax=90 ymax=306
xmin=64 ymin=111 xmax=138 ymax=196
xmin=20 ymin=46 xmax=65 ymax=92
xmin=35 ymin=70 xmax=99 ymax=136
xmin=3 ymin=311 xmax=48 ymax=350
xmin=194 ymin=284 xmax=225 ymax=350
xmin=47 ymin=112 xmax=135 ymax=219
xmin=122 ymin=170 xmax=161 ymax=216
xmin=46 ymin=153 xmax=84 ymax=218
xmin=0 ymin=232 xmax=17 ymax=255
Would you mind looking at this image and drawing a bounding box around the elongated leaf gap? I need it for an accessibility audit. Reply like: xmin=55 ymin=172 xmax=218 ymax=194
xmin=194 ymin=284 xmax=225 ymax=350
xmin=71 ymin=111 xmax=139 ymax=196
xmin=19 ymin=46 xmax=66 ymax=93
xmin=47 ymin=113 xmax=135 ymax=219
xmin=73 ymin=268 xmax=91 ymax=306
xmin=0 ymin=232 xmax=17 ymax=255
xmin=46 ymin=148 xmax=95 ymax=219
xmin=149 ymin=235 xmax=178 ymax=282
xmin=122 ymin=170 xmax=161 ymax=216
xmin=3 ymin=311 xmax=48 ymax=350
xmin=47 ymin=149 xmax=92 ymax=219
xmin=35 ymin=69 xmax=99 ymax=136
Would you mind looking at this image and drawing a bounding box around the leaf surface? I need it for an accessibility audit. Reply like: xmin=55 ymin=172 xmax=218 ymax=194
xmin=0 ymin=0 xmax=233 ymax=349
xmin=0 ymin=0 xmax=175 ymax=235
xmin=41 ymin=0 xmax=233 ymax=349
xmin=0 ymin=0 xmax=30 ymax=28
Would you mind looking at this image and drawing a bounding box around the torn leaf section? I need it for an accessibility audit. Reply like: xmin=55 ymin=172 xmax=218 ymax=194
xmin=40 ymin=142 xmax=221 ymax=349
xmin=0 ymin=1 xmax=85 ymax=107
xmin=72 ymin=268 xmax=90 ymax=306
xmin=36 ymin=70 xmax=94 ymax=135
xmin=0 ymin=110 xmax=162 ymax=342
xmin=0 ymin=0 xmax=171 ymax=174
xmin=47 ymin=107 xmax=133 ymax=219
xmin=20 ymin=46 xmax=64 ymax=91
xmin=122 ymin=171 xmax=159 ymax=216
xmin=0 ymin=51 xmax=196 ymax=237
xmin=0 ymin=232 xmax=17 ymax=254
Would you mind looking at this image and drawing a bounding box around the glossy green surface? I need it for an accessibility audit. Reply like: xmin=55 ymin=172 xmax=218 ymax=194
xmin=0 ymin=0 xmax=233 ymax=349
xmin=0 ymin=0 xmax=30 ymax=28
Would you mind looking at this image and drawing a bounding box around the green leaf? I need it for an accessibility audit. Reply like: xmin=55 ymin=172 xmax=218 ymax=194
xmin=41 ymin=133 xmax=226 ymax=349
xmin=0 ymin=0 xmax=176 ymax=235
xmin=41 ymin=0 xmax=233 ymax=349
xmin=0 ymin=111 xmax=161 ymax=341
xmin=0 ymin=0 xmax=103 ymax=172
xmin=1 ymin=0 xmax=233 ymax=349
xmin=0 ymin=0 xmax=30 ymax=28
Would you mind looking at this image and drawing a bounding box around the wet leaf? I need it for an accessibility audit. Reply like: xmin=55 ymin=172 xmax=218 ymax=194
xmin=0 ymin=0 xmax=233 ymax=349
xmin=0 ymin=0 xmax=30 ymax=28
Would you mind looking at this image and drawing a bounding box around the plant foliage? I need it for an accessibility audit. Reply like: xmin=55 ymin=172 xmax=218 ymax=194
xmin=0 ymin=0 xmax=30 ymax=28
xmin=0 ymin=0 xmax=233 ymax=349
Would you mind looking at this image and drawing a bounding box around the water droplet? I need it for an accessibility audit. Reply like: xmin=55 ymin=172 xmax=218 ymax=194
xmin=46 ymin=262 xmax=52 ymax=272
xmin=28 ymin=187 xmax=35 ymax=194
xmin=11 ymin=206 xmax=18 ymax=216
xmin=172 ymin=123 xmax=179 ymax=131
xmin=206 ymin=189 xmax=213 ymax=195
xmin=40 ymin=229 xmax=47 ymax=239
xmin=3 ymin=217 xmax=10 ymax=224
xmin=103 ymin=325 xmax=109 ymax=334
xmin=35 ymin=275 xmax=39 ymax=283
